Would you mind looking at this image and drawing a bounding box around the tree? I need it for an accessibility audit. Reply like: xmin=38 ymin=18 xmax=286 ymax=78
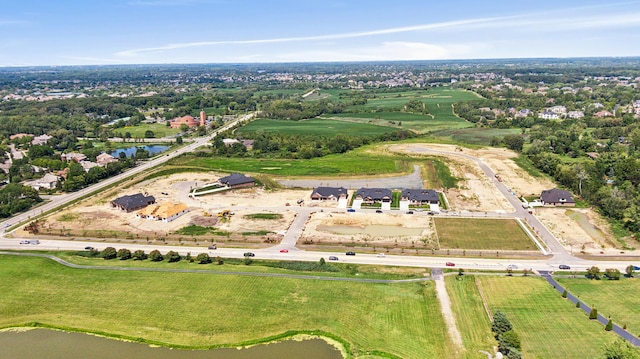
xmin=498 ymin=330 xmax=522 ymax=357
xmin=117 ymin=248 xmax=131 ymax=260
xmin=132 ymin=250 xmax=147 ymax=260
xmin=319 ymin=257 xmax=325 ymax=266
xmin=504 ymin=134 xmax=525 ymax=152
xmin=492 ymin=311 xmax=513 ymax=338
xmin=603 ymin=338 xmax=640 ymax=359
xmin=626 ymin=265 xmax=635 ymax=278
xmin=562 ymin=289 xmax=568 ymax=298
xmin=101 ymin=246 xmax=117 ymax=260
xmin=144 ymin=130 xmax=155 ymax=138
xmin=176 ymin=136 xmax=183 ymax=145
xmin=196 ymin=253 xmax=211 ymax=264
xmin=605 ymin=319 xmax=614 ymax=331
xmin=590 ymin=308 xmax=599 ymax=320
xmin=605 ymin=268 xmax=622 ymax=280
xmin=587 ymin=266 xmax=601 ymax=280
xmin=180 ymin=124 xmax=189 ymax=133
xmin=149 ymin=249 xmax=163 ymax=262
xmin=166 ymin=250 xmax=181 ymax=263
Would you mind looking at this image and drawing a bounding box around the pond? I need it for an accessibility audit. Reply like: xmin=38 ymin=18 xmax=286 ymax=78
xmin=566 ymin=210 xmax=607 ymax=243
xmin=0 ymin=329 xmax=344 ymax=359
xmin=110 ymin=145 xmax=169 ymax=158
xmin=317 ymin=224 xmax=427 ymax=236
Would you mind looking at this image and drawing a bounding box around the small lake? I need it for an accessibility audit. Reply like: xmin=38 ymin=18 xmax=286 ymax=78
xmin=318 ymin=224 xmax=427 ymax=236
xmin=566 ymin=210 xmax=607 ymax=242
xmin=110 ymin=145 xmax=169 ymax=158
xmin=0 ymin=329 xmax=344 ymax=359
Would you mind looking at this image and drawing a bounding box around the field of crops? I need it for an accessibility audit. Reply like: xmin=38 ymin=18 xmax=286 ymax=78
xmin=430 ymin=128 xmax=522 ymax=146
xmin=478 ymin=276 xmax=619 ymax=358
xmin=237 ymin=118 xmax=401 ymax=137
xmin=557 ymin=277 xmax=640 ymax=336
xmin=1 ymin=255 xmax=456 ymax=358
xmin=434 ymin=218 xmax=537 ymax=250
xmin=116 ymin=123 xmax=181 ymax=138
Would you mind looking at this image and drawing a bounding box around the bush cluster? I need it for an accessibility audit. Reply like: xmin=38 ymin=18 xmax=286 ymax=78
xmin=491 ymin=311 xmax=521 ymax=359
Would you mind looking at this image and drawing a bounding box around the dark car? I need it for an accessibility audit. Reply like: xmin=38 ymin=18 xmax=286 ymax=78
xmin=345 ymin=251 xmax=356 ymax=256
xmin=347 ymin=208 xmax=356 ymax=213
xmin=328 ymin=256 xmax=338 ymax=261
xmin=243 ymin=252 xmax=255 ymax=257
xmin=406 ymin=211 xmax=414 ymax=214
xmin=558 ymin=264 xmax=571 ymax=270
xmin=208 ymin=245 xmax=217 ymax=250
xmin=633 ymin=265 xmax=640 ymax=271
xmin=84 ymin=246 xmax=95 ymax=250
xmin=445 ymin=262 xmax=455 ymax=267
xmin=375 ymin=209 xmax=383 ymax=213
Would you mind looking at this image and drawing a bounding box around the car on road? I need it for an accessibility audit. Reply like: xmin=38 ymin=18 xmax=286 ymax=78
xmin=406 ymin=211 xmax=414 ymax=214
xmin=279 ymin=249 xmax=289 ymax=253
xmin=376 ymin=253 xmax=385 ymax=257
xmin=375 ymin=209 xmax=383 ymax=213
xmin=84 ymin=246 xmax=95 ymax=251
xmin=507 ymin=264 xmax=518 ymax=269
xmin=427 ymin=211 xmax=435 ymax=215
xmin=634 ymin=265 xmax=640 ymax=271
xmin=345 ymin=251 xmax=356 ymax=256
xmin=445 ymin=262 xmax=455 ymax=267
xmin=347 ymin=208 xmax=356 ymax=213
xmin=558 ymin=264 xmax=571 ymax=270
xmin=20 ymin=240 xmax=30 ymax=244
xmin=208 ymin=245 xmax=217 ymax=250
xmin=243 ymin=252 xmax=255 ymax=257
xmin=328 ymin=256 xmax=339 ymax=261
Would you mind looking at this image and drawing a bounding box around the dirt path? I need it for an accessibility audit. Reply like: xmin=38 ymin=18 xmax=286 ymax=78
xmin=432 ymin=269 xmax=464 ymax=352
xmin=278 ymin=164 xmax=423 ymax=189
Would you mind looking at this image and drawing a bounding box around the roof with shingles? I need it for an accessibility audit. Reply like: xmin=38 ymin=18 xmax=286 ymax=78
xmin=219 ymin=173 xmax=254 ymax=186
xmin=355 ymin=188 xmax=392 ymax=201
xmin=311 ymin=187 xmax=348 ymax=198
xmin=540 ymin=188 xmax=575 ymax=204
xmin=111 ymin=193 xmax=156 ymax=211
xmin=401 ymin=189 xmax=439 ymax=202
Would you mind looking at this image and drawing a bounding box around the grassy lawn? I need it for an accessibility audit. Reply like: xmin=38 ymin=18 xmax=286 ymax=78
xmin=445 ymin=276 xmax=496 ymax=358
xmin=479 ymin=276 xmax=619 ymax=359
xmin=1 ymin=255 xmax=455 ymax=358
xmin=557 ymin=277 xmax=640 ymax=336
xmin=434 ymin=218 xmax=537 ymax=250
xmin=236 ymin=118 xmax=401 ymax=137
xmin=114 ymin=123 xmax=182 ymax=138
xmin=431 ymin=128 xmax=522 ymax=146
xmin=170 ymin=146 xmax=413 ymax=177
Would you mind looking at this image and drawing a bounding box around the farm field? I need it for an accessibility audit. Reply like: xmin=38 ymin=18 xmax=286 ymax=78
xmin=557 ymin=277 xmax=640 ymax=336
xmin=434 ymin=218 xmax=537 ymax=250
xmin=1 ymin=255 xmax=455 ymax=358
xmin=430 ymin=128 xmax=522 ymax=146
xmin=478 ymin=276 xmax=619 ymax=359
xmin=236 ymin=118 xmax=400 ymax=137
xmin=114 ymin=123 xmax=182 ymax=138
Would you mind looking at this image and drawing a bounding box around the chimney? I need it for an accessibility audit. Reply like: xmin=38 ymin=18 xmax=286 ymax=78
xmin=200 ymin=111 xmax=206 ymax=126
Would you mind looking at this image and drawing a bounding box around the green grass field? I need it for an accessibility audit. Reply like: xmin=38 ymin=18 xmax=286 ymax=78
xmin=430 ymin=128 xmax=522 ymax=146
xmin=236 ymin=118 xmax=401 ymax=137
xmin=557 ymin=277 xmax=640 ymax=336
xmin=445 ymin=276 xmax=496 ymax=358
xmin=479 ymin=276 xmax=619 ymax=358
xmin=115 ymin=123 xmax=182 ymax=138
xmin=170 ymin=145 xmax=413 ymax=176
xmin=1 ymin=255 xmax=455 ymax=358
xmin=434 ymin=218 xmax=537 ymax=250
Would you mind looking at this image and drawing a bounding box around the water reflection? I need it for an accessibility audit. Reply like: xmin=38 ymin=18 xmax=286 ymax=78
xmin=0 ymin=329 xmax=343 ymax=359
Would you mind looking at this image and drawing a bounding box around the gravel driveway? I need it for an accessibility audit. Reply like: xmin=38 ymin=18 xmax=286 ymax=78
xmin=278 ymin=165 xmax=423 ymax=189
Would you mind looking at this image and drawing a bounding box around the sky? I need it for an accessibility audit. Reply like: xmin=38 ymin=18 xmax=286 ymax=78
xmin=2 ymin=0 xmax=640 ymax=66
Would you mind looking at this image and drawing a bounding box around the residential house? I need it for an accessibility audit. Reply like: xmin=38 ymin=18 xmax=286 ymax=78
xmin=137 ymin=202 xmax=189 ymax=222
xmin=540 ymin=188 xmax=575 ymax=206
xmin=23 ymin=173 xmax=60 ymax=191
xmin=96 ymin=153 xmax=118 ymax=166
xmin=310 ymin=187 xmax=348 ymax=201
xmin=218 ymin=173 xmax=255 ymax=188
xmin=548 ymin=105 xmax=567 ymax=114
xmin=567 ymin=111 xmax=584 ymax=119
xmin=515 ymin=109 xmax=532 ymax=118
xmin=354 ymin=188 xmax=392 ymax=204
xmin=111 ymin=193 xmax=156 ymax=212
xmin=31 ymin=134 xmax=52 ymax=146
xmin=80 ymin=161 xmax=100 ymax=172
xmin=400 ymin=189 xmax=440 ymax=205
xmin=169 ymin=115 xmax=202 ymax=129
xmin=538 ymin=111 xmax=560 ymax=120
xmin=61 ymin=152 xmax=87 ymax=162
xmin=594 ymin=110 xmax=614 ymax=118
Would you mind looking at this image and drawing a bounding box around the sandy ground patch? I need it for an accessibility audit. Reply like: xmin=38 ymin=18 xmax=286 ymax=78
xmin=301 ymin=211 xmax=436 ymax=248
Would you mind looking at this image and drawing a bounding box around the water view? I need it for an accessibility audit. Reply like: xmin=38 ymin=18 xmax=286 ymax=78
xmin=0 ymin=329 xmax=343 ymax=359
xmin=110 ymin=145 xmax=169 ymax=158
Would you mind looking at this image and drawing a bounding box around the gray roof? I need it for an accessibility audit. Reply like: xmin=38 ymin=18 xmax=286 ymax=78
xmin=111 ymin=193 xmax=156 ymax=211
xmin=540 ymin=188 xmax=575 ymax=204
xmin=311 ymin=187 xmax=348 ymax=199
xmin=401 ymin=189 xmax=439 ymax=203
xmin=219 ymin=173 xmax=254 ymax=186
xmin=355 ymin=188 xmax=392 ymax=201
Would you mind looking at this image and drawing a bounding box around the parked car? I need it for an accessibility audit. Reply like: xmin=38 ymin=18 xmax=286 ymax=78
xmin=346 ymin=251 xmax=356 ymax=256
xmin=347 ymin=208 xmax=356 ymax=213
xmin=84 ymin=246 xmax=95 ymax=250
xmin=243 ymin=252 xmax=255 ymax=257
xmin=208 ymin=245 xmax=217 ymax=250
xmin=279 ymin=249 xmax=289 ymax=253
xmin=558 ymin=264 xmax=571 ymax=270
xmin=406 ymin=211 xmax=414 ymax=214
xmin=375 ymin=209 xmax=383 ymax=213
xmin=445 ymin=262 xmax=455 ymax=267
xmin=328 ymin=256 xmax=339 ymax=261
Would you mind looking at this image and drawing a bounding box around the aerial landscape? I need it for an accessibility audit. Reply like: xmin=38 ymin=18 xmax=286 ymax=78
xmin=3 ymin=1 xmax=640 ymax=358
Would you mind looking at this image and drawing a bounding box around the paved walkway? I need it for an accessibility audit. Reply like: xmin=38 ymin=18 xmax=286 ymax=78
xmin=278 ymin=165 xmax=423 ymax=189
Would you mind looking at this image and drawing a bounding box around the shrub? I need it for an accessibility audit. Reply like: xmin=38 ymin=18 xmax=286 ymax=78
xmin=166 ymin=251 xmax=181 ymax=263
xmin=492 ymin=311 xmax=513 ymax=338
xmin=196 ymin=253 xmax=211 ymax=264
xmin=589 ymin=308 xmax=598 ymax=320
xmin=562 ymin=289 xmax=567 ymax=298
xmin=149 ymin=250 xmax=163 ymax=262
xmin=132 ymin=250 xmax=147 ymax=260
xmin=605 ymin=319 xmax=613 ymax=331
xmin=117 ymin=248 xmax=131 ymax=260
xmin=101 ymin=247 xmax=117 ymax=260
xmin=576 ymin=301 xmax=581 ymax=308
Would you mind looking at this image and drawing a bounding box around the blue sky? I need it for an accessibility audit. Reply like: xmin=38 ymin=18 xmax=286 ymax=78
xmin=2 ymin=0 xmax=640 ymax=66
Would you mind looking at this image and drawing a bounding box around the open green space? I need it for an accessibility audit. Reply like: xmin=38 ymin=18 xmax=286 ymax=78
xmin=113 ymin=123 xmax=182 ymax=138
xmin=434 ymin=218 xmax=536 ymax=250
xmin=430 ymin=128 xmax=522 ymax=146
xmin=237 ymin=118 xmax=400 ymax=137
xmin=479 ymin=276 xmax=619 ymax=358
xmin=1 ymin=255 xmax=454 ymax=358
xmin=170 ymin=145 xmax=413 ymax=176
xmin=557 ymin=277 xmax=640 ymax=336
xmin=445 ymin=276 xmax=496 ymax=358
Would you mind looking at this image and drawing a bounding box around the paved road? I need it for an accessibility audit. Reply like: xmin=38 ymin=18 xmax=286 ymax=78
xmin=278 ymin=164 xmax=423 ymax=189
